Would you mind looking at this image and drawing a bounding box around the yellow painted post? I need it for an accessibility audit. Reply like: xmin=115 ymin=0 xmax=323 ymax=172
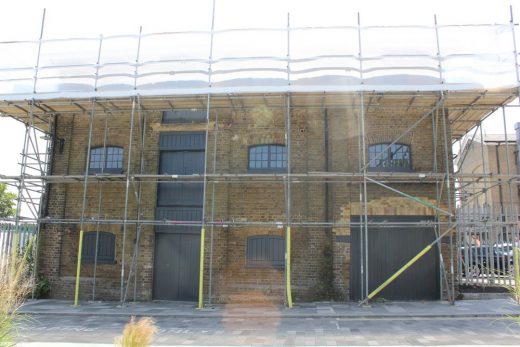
xmin=74 ymin=229 xmax=84 ymax=306
xmin=286 ymin=226 xmax=293 ymax=308
xmin=198 ymin=227 xmax=206 ymax=309
xmin=514 ymin=246 xmax=519 ymax=304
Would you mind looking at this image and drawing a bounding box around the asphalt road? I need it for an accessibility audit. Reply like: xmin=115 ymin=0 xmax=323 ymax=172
xmin=14 ymin=314 xmax=520 ymax=346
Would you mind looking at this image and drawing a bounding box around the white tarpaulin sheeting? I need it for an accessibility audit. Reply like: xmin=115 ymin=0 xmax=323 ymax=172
xmin=0 ymin=19 xmax=518 ymax=100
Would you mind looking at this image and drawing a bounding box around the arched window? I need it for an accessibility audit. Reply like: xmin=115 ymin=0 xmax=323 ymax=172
xmin=248 ymin=144 xmax=287 ymax=172
xmin=246 ymin=235 xmax=284 ymax=267
xmin=88 ymin=146 xmax=123 ymax=174
xmin=82 ymin=232 xmax=116 ymax=264
xmin=368 ymin=143 xmax=412 ymax=171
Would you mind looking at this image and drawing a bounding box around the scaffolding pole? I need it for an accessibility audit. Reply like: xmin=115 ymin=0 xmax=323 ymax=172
xmin=133 ymin=103 xmax=148 ymax=302
xmin=208 ymin=90 xmax=219 ymax=305
xmin=509 ymin=5 xmax=520 ymax=249
xmin=440 ymin=97 xmax=455 ymax=304
xmin=120 ymin=97 xmax=137 ymax=306
xmin=119 ymin=26 xmax=142 ymax=306
xmin=91 ymin=34 xmax=105 ymax=302
xmin=431 ymin=97 xmax=450 ymax=301
xmin=198 ymin=0 xmax=216 ymax=309
xmin=74 ymin=101 xmax=95 ymax=306
xmin=123 ymin=101 xmax=147 ymax=304
xmin=282 ymin=12 xmax=294 ymax=309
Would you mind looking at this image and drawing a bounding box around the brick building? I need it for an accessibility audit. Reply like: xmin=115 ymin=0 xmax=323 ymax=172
xmin=1 ymin=13 xmax=519 ymax=305
xmin=457 ymin=132 xmax=520 ymax=210
xmin=33 ymin=93 xmax=471 ymax=303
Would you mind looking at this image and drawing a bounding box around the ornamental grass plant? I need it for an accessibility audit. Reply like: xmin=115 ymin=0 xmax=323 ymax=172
xmin=0 ymin=236 xmax=33 ymax=346
xmin=115 ymin=316 xmax=157 ymax=347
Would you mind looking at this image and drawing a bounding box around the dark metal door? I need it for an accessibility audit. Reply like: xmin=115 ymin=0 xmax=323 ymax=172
xmin=153 ymin=133 xmax=205 ymax=301
xmin=350 ymin=216 xmax=440 ymax=301
xmin=153 ymin=231 xmax=200 ymax=301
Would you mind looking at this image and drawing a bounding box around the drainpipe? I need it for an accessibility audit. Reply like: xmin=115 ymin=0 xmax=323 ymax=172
xmin=324 ymin=109 xmax=330 ymax=226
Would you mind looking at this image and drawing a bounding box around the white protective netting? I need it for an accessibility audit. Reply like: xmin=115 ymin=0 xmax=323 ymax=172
xmin=0 ymin=13 xmax=518 ymax=100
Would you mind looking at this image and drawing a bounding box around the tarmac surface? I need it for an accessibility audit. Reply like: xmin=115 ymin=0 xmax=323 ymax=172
xmin=14 ymin=299 xmax=520 ymax=346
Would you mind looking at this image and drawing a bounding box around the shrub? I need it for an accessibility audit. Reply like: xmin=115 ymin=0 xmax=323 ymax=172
xmin=115 ymin=316 xmax=157 ymax=347
xmin=312 ymin=242 xmax=342 ymax=301
xmin=33 ymin=276 xmax=51 ymax=299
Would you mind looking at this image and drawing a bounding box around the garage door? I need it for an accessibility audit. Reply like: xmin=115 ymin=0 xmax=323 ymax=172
xmin=350 ymin=216 xmax=440 ymax=301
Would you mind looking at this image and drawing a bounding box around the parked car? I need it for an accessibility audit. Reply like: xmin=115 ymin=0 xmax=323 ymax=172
xmin=460 ymin=244 xmax=515 ymax=277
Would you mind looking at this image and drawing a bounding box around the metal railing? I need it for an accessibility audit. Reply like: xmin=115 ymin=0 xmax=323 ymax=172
xmin=0 ymin=222 xmax=36 ymax=267
xmin=457 ymin=206 xmax=520 ymax=287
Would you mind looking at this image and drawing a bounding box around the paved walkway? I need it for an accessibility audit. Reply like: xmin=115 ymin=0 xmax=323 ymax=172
xmin=18 ymin=298 xmax=520 ymax=318
xmin=15 ymin=299 xmax=520 ymax=346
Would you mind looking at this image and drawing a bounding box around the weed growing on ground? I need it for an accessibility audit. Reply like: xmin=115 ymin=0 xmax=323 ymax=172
xmin=115 ymin=316 xmax=157 ymax=347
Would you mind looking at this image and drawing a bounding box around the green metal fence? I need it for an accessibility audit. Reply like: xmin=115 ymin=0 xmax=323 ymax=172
xmin=0 ymin=222 xmax=36 ymax=266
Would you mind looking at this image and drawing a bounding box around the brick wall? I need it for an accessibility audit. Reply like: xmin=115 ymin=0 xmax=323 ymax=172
xmin=38 ymin=96 xmax=455 ymax=303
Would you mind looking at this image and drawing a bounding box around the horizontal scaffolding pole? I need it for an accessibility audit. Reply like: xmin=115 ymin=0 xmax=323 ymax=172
xmin=0 ymin=217 xmax=516 ymax=228
xmin=1 ymin=172 xmax=518 ymax=184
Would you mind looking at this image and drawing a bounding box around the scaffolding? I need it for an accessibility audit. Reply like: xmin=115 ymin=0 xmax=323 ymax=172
xmin=0 ymin=5 xmax=519 ymax=306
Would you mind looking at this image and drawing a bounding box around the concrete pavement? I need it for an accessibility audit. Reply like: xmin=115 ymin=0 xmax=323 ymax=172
xmin=14 ymin=299 xmax=520 ymax=346
xmin=18 ymin=298 xmax=520 ymax=319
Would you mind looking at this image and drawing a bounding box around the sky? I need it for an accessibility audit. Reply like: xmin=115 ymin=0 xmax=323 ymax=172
xmin=0 ymin=0 xmax=519 ymax=199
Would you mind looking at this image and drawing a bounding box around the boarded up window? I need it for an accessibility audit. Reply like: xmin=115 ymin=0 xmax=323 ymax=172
xmin=162 ymin=109 xmax=206 ymax=123
xmin=82 ymin=232 xmax=116 ymax=264
xmin=246 ymin=235 xmax=284 ymax=267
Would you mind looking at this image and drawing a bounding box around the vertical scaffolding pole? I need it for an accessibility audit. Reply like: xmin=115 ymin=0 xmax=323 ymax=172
xmin=198 ymin=0 xmax=216 ymax=309
xmin=120 ymin=26 xmax=142 ymax=306
xmin=285 ymin=12 xmax=293 ymax=308
xmin=357 ymin=12 xmax=369 ymax=302
xmin=208 ymin=99 xmax=219 ymax=304
xmin=509 ymin=5 xmax=520 ymax=248
xmin=133 ymin=105 xmax=147 ymax=302
xmin=441 ymin=101 xmax=455 ymax=304
xmin=434 ymin=14 xmax=453 ymax=302
xmin=74 ymin=101 xmax=95 ymax=306
xmin=479 ymin=124 xmax=490 ymax=206
xmin=91 ymin=34 xmax=105 ymax=302
xmin=432 ymin=103 xmax=450 ymax=300
xmin=120 ymin=98 xmax=137 ymax=305
xmin=122 ymin=97 xmax=146 ymax=304
xmin=501 ymin=106 xmax=516 ymax=284
xmin=477 ymin=122 xmax=496 ymax=284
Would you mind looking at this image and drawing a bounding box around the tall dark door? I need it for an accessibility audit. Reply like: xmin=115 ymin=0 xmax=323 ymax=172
xmin=153 ymin=132 xmax=205 ymax=301
xmin=350 ymin=216 xmax=440 ymax=301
